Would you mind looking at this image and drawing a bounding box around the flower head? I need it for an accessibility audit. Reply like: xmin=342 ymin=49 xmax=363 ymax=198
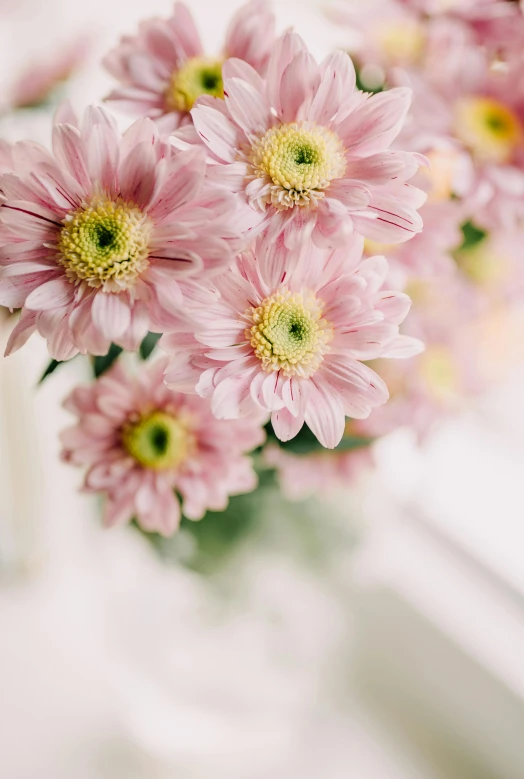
xmin=103 ymin=0 xmax=276 ymax=132
xmin=0 ymin=104 xmax=243 ymax=360
xmin=161 ymin=233 xmax=423 ymax=449
xmin=184 ymin=31 xmax=426 ymax=248
xmin=60 ymin=358 xmax=265 ymax=534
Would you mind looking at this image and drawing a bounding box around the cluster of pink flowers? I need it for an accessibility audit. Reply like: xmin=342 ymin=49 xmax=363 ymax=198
xmin=4 ymin=0 xmax=519 ymax=531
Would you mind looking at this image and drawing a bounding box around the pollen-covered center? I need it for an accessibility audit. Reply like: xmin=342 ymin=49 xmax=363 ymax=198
xmin=249 ymin=122 xmax=347 ymax=210
xmin=57 ymin=197 xmax=153 ymax=291
xmin=247 ymin=289 xmax=333 ymax=377
xmin=165 ymin=56 xmax=224 ymax=112
xmin=122 ymin=410 xmax=189 ymax=471
xmin=454 ymin=97 xmax=523 ymax=164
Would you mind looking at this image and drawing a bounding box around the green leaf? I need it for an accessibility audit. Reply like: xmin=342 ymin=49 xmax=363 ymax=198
xmin=139 ymin=332 xmax=162 ymax=360
xmin=459 ymin=221 xmax=487 ymax=251
xmin=93 ymin=343 xmax=123 ymax=378
xmin=38 ymin=358 xmax=62 ymax=384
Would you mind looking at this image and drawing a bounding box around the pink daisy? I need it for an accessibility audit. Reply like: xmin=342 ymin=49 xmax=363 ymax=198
xmin=60 ymin=357 xmax=265 ymax=535
xmin=0 ymin=104 xmax=243 ymax=360
xmin=161 ymin=233 xmax=423 ymax=449
xmin=264 ymin=441 xmax=373 ymax=501
xmin=395 ymin=41 xmax=524 ymax=230
xmin=181 ymin=30 xmax=426 ymax=249
xmin=103 ymin=0 xmax=276 ymax=133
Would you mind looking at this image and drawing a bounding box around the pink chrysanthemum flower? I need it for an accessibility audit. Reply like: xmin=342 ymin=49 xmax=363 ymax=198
xmin=395 ymin=43 xmax=524 ymax=230
xmin=60 ymin=357 xmax=265 ymax=535
xmin=264 ymin=441 xmax=373 ymax=501
xmin=0 ymin=105 xmax=243 ymax=360
xmin=181 ymin=31 xmax=426 ymax=248
xmin=161 ymin=233 xmax=423 ymax=449
xmin=103 ymin=0 xmax=276 ymax=133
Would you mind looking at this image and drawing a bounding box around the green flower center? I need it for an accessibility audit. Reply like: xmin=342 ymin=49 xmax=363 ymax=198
xmin=166 ymin=56 xmax=224 ymax=113
xmin=247 ymin=289 xmax=333 ymax=378
xmin=454 ymin=97 xmax=523 ymax=164
xmin=57 ymin=197 xmax=153 ymax=291
xmin=122 ymin=410 xmax=189 ymax=471
xmin=249 ymin=122 xmax=347 ymax=210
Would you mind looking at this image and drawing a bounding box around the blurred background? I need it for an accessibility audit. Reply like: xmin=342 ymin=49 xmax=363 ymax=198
xmin=2 ymin=0 xmax=524 ymax=777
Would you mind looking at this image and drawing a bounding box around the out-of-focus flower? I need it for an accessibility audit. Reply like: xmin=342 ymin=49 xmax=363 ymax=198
xmin=356 ymin=273 xmax=505 ymax=439
xmin=328 ymin=0 xmax=427 ymax=76
xmin=264 ymin=439 xmax=373 ymax=500
xmin=396 ymin=44 xmax=524 ymax=230
xmin=103 ymin=0 xmax=276 ymax=133
xmin=161 ymin=233 xmax=422 ymax=449
xmin=7 ymin=36 xmax=91 ymax=111
xmin=180 ymin=30 xmax=426 ymax=248
xmin=60 ymin=357 xmax=265 ymax=534
xmin=453 ymin=225 xmax=524 ymax=301
xmin=0 ymin=105 xmax=244 ymax=360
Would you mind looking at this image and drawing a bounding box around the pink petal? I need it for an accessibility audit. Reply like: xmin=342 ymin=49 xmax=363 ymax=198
xmin=52 ymin=123 xmax=91 ymax=193
xmin=191 ymin=101 xmax=241 ymax=163
xmin=91 ymin=292 xmax=132 ymax=340
xmin=266 ymin=31 xmax=307 ymax=112
xmin=279 ymin=50 xmax=320 ymax=123
xmin=271 ymin=407 xmax=304 ymax=442
xmin=304 ymin=380 xmax=345 ymax=449
xmin=211 ymin=374 xmax=255 ymax=418
xmin=147 ymin=147 xmax=206 ymax=220
xmin=24 ymin=276 xmax=74 ymax=311
xmin=4 ymin=309 xmax=37 ymax=355
xmin=0 ymin=271 xmax=58 ymax=308
xmin=224 ymin=77 xmax=270 ymax=138
xmin=336 ymin=88 xmax=412 ymax=157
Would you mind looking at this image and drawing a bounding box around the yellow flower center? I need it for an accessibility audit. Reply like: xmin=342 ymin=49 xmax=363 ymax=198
xmin=377 ymin=22 xmax=425 ymax=65
xmin=122 ymin=410 xmax=190 ymax=471
xmin=454 ymin=240 xmax=509 ymax=286
xmin=249 ymin=122 xmax=347 ymax=210
xmin=165 ymin=56 xmax=224 ymax=113
xmin=454 ymin=97 xmax=523 ymax=164
xmin=247 ymin=289 xmax=333 ymax=377
xmin=57 ymin=196 xmax=153 ymax=291
xmin=419 ymin=346 xmax=459 ymax=403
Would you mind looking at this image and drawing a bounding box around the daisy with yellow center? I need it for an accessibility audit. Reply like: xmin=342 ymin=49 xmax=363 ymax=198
xmin=122 ymin=410 xmax=191 ymax=470
xmin=454 ymin=97 xmax=523 ymax=164
xmin=60 ymin=358 xmax=265 ymax=535
xmin=104 ymin=1 xmax=276 ymax=127
xmin=57 ymin=197 xmax=153 ymax=292
xmin=249 ymin=122 xmax=347 ymax=210
xmin=247 ymin=289 xmax=333 ymax=377
xmin=162 ymin=233 xmax=421 ymax=449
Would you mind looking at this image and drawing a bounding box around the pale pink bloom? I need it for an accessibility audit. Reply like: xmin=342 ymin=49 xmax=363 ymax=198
xmin=180 ymin=31 xmax=426 ymax=248
xmin=104 ymin=0 xmax=275 ymax=133
xmin=264 ymin=442 xmax=373 ymax=500
xmin=0 ymin=104 xmax=243 ymax=360
xmin=328 ymin=0 xmax=427 ymax=75
xmin=8 ymin=36 xmax=91 ymax=110
xmin=161 ymin=233 xmax=423 ymax=449
xmin=395 ymin=45 xmax=524 ymax=231
xmin=355 ymin=273 xmax=494 ymax=440
xmin=60 ymin=357 xmax=265 ymax=535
